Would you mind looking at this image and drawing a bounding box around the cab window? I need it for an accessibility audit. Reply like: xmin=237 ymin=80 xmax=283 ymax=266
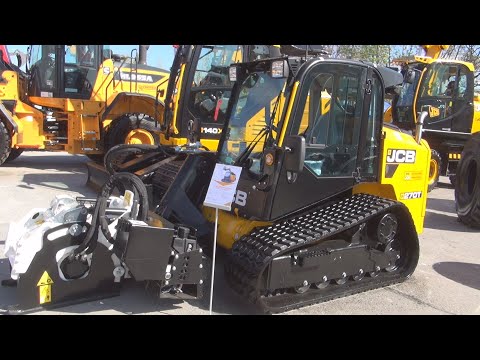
xmin=294 ymin=65 xmax=364 ymax=177
xmin=63 ymin=45 xmax=98 ymax=96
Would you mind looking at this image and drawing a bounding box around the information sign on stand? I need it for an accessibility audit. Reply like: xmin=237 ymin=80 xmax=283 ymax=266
xmin=203 ymin=164 xmax=242 ymax=314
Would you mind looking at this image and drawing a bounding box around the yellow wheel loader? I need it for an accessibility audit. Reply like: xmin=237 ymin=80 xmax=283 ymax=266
xmin=1 ymin=49 xmax=431 ymax=314
xmin=0 ymin=45 xmax=169 ymax=165
xmin=388 ymin=45 xmax=480 ymax=192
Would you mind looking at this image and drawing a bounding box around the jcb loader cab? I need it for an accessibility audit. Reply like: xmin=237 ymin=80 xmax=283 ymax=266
xmin=149 ymin=55 xmax=430 ymax=312
xmin=389 ymin=53 xmax=479 ymax=191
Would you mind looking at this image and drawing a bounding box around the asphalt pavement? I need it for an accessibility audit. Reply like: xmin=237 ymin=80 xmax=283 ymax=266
xmin=0 ymin=151 xmax=478 ymax=315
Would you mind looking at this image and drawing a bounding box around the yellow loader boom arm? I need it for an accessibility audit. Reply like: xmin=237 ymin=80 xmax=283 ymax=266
xmin=421 ymin=45 xmax=449 ymax=59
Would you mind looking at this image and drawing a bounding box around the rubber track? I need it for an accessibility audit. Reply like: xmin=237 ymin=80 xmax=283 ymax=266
xmin=224 ymin=193 xmax=419 ymax=313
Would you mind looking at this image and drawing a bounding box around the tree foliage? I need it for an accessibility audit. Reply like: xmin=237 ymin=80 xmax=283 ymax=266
xmin=440 ymin=45 xmax=480 ymax=70
xmin=324 ymin=45 xmax=480 ymax=71
xmin=325 ymin=45 xmax=391 ymax=65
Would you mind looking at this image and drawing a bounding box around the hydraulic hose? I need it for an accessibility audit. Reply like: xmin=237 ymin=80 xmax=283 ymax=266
xmin=73 ymin=172 xmax=149 ymax=256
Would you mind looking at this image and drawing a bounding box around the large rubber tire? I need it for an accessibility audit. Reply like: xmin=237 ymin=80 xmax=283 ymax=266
xmin=0 ymin=121 xmax=12 ymax=166
xmin=105 ymin=114 xmax=160 ymax=153
xmin=455 ymin=133 xmax=480 ymax=228
xmin=427 ymin=149 xmax=442 ymax=193
xmin=5 ymin=148 xmax=24 ymax=163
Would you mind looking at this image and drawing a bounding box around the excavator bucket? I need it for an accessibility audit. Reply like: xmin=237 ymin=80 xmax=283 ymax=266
xmin=1 ymin=172 xmax=204 ymax=314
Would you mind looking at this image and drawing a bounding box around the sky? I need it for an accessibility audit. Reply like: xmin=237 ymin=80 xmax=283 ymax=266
xmin=7 ymin=44 xmax=176 ymax=70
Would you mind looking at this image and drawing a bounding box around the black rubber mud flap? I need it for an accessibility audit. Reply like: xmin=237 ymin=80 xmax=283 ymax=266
xmin=2 ymin=224 xmax=120 ymax=314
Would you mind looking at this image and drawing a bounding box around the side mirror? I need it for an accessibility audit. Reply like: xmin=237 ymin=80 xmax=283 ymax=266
xmin=284 ymin=135 xmax=305 ymax=173
xmin=26 ymin=46 xmax=30 ymax=72
xmin=187 ymin=118 xmax=201 ymax=144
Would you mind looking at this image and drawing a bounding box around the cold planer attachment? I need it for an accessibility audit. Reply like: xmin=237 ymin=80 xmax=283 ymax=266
xmin=1 ymin=172 xmax=204 ymax=314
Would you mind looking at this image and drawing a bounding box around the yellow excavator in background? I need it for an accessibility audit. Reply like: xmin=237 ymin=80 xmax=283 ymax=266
xmin=387 ymin=45 xmax=480 ymax=192
xmin=0 ymin=45 xmax=170 ymax=165
xmin=159 ymin=45 xmax=283 ymax=149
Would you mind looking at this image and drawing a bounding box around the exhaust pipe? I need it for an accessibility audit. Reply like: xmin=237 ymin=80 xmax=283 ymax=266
xmin=139 ymin=45 xmax=150 ymax=65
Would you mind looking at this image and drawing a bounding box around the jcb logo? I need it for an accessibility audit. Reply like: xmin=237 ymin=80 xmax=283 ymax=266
xmin=386 ymin=149 xmax=416 ymax=164
xmin=234 ymin=190 xmax=247 ymax=207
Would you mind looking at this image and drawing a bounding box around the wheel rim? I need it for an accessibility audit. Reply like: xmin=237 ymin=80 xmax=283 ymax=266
xmin=314 ymin=276 xmax=329 ymax=289
xmin=335 ymin=273 xmax=347 ymax=285
xmin=428 ymin=158 xmax=439 ymax=185
xmin=294 ymin=284 xmax=310 ymax=294
xmin=377 ymin=213 xmax=398 ymax=244
xmin=352 ymin=269 xmax=365 ymax=281
xmin=125 ymin=129 xmax=155 ymax=145
xmin=369 ymin=266 xmax=381 ymax=278
xmin=384 ymin=242 xmax=400 ymax=273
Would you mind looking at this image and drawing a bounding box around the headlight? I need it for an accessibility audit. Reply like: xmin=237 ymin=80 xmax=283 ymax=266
xmin=271 ymin=60 xmax=289 ymax=78
xmin=229 ymin=66 xmax=237 ymax=82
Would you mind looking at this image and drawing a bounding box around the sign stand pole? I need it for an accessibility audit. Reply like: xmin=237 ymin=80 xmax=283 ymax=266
xmin=203 ymin=163 xmax=242 ymax=315
xmin=209 ymin=207 xmax=219 ymax=315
